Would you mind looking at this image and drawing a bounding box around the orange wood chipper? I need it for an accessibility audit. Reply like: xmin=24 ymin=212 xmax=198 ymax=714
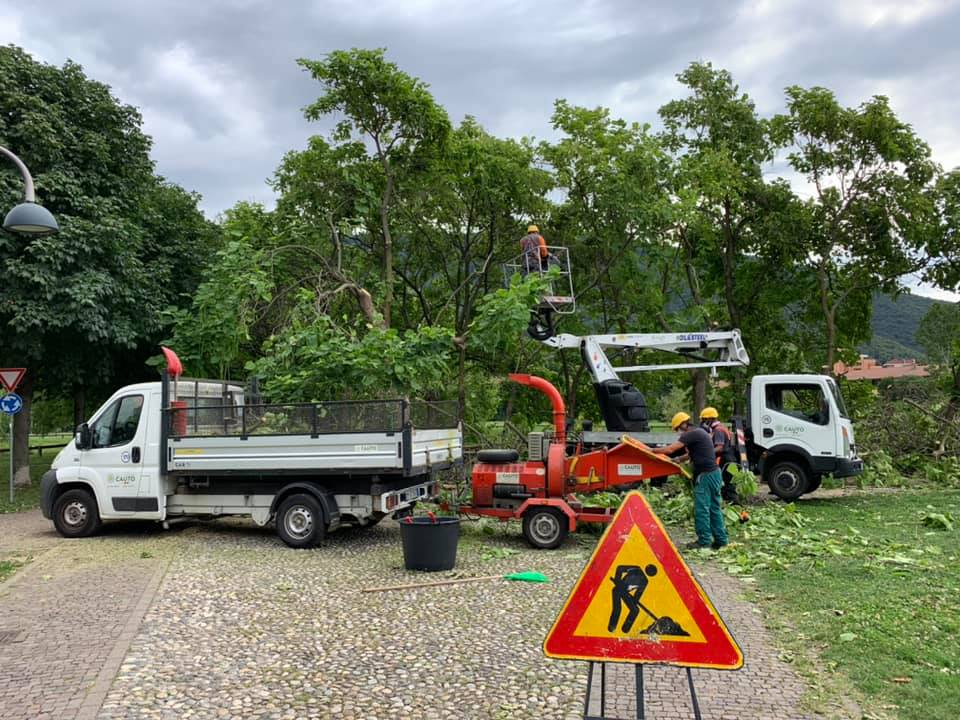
xmin=457 ymin=373 xmax=688 ymax=548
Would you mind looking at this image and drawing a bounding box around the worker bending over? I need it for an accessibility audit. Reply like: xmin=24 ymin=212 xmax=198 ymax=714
xmin=520 ymin=224 xmax=549 ymax=274
xmin=657 ymin=412 xmax=729 ymax=550
xmin=700 ymin=407 xmax=738 ymax=503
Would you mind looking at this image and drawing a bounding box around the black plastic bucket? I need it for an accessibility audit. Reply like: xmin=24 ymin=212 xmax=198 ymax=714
xmin=399 ymin=517 xmax=460 ymax=571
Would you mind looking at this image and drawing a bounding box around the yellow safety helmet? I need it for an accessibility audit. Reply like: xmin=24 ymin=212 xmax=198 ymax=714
xmin=671 ymin=411 xmax=691 ymax=431
xmin=700 ymin=406 xmax=719 ymax=420
xmin=527 ymin=224 xmax=539 ymax=233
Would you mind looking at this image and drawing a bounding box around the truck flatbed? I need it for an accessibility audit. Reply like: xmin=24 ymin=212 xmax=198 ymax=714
xmin=169 ymin=428 xmax=462 ymax=475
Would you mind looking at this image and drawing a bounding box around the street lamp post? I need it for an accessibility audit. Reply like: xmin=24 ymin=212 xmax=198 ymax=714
xmin=1 ymin=146 xmax=58 ymax=501
xmin=0 ymin=145 xmax=59 ymax=236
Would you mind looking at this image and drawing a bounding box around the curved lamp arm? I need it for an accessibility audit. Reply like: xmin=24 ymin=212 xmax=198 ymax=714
xmin=0 ymin=145 xmax=35 ymax=202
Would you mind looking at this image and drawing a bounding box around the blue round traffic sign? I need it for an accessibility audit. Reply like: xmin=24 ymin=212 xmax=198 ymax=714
xmin=0 ymin=393 xmax=23 ymax=415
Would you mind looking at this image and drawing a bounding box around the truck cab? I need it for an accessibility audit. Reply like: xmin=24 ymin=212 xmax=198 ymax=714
xmin=746 ymin=374 xmax=862 ymax=500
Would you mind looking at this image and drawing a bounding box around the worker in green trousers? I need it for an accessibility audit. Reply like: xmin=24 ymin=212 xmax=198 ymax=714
xmin=657 ymin=412 xmax=729 ymax=550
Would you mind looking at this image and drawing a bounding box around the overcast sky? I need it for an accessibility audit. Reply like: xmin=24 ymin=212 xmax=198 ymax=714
xmin=2 ymin=0 xmax=958 ymax=299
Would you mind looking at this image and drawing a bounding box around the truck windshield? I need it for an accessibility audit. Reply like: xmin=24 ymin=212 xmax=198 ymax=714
xmin=826 ymin=378 xmax=849 ymax=419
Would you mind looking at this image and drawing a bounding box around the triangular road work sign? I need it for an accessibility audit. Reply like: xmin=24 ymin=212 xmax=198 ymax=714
xmin=544 ymin=491 xmax=743 ymax=669
xmin=0 ymin=368 xmax=25 ymax=393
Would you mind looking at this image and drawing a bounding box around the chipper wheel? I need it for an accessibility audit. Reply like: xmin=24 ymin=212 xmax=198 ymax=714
xmin=522 ymin=507 xmax=568 ymax=549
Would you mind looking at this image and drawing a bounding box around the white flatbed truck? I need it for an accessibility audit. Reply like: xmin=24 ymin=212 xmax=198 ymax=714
xmin=40 ymin=374 xmax=462 ymax=547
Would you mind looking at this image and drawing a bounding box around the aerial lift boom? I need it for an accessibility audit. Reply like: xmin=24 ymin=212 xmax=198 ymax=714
xmin=460 ymin=332 xmax=751 ymax=548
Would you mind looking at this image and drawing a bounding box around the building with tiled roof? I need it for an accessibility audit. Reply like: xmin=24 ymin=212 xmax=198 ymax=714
xmin=833 ymin=355 xmax=930 ymax=381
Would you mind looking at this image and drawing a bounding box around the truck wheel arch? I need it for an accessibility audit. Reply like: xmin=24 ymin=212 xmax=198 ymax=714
xmin=759 ymin=445 xmax=814 ymax=479
xmin=269 ymin=482 xmax=339 ymax=525
xmin=42 ymin=471 xmax=102 ymax=519
xmin=761 ymin=446 xmax=814 ymax=500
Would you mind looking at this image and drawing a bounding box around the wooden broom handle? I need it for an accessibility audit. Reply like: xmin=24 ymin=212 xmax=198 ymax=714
xmin=362 ymin=575 xmax=502 ymax=593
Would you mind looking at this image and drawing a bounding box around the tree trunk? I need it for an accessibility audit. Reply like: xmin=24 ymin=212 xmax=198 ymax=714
xmin=818 ymin=267 xmax=838 ymax=374
xmin=692 ymin=369 xmax=707 ymax=418
xmin=380 ymin=161 xmax=395 ymax=328
xmin=73 ymin=384 xmax=86 ymax=428
xmin=12 ymin=373 xmax=32 ymax=487
xmin=721 ymin=200 xmax=743 ymax=330
xmin=457 ymin=342 xmax=467 ymax=423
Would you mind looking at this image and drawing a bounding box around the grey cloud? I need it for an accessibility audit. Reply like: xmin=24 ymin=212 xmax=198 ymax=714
xmin=2 ymin=0 xmax=959 ymax=221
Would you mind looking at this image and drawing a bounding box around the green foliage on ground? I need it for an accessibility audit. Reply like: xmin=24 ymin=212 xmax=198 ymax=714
xmin=0 ymin=559 xmax=25 ymax=583
xmin=725 ymin=489 xmax=960 ymax=720
xmin=844 ymin=375 xmax=959 ymax=475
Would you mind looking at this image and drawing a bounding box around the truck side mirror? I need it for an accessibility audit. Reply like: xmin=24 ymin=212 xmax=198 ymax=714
xmin=75 ymin=423 xmax=92 ymax=450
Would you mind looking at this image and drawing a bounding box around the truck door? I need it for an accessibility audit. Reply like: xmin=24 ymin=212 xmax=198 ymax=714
xmin=82 ymin=393 xmax=150 ymax=516
xmin=759 ymin=381 xmax=835 ymax=458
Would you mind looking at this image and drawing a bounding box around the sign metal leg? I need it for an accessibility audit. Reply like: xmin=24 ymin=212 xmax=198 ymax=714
xmin=686 ymin=667 xmax=702 ymax=720
xmin=583 ymin=662 xmax=595 ymax=719
xmin=8 ymin=415 xmax=12 ymax=503
xmin=600 ymin=661 xmax=606 ymax=717
xmin=635 ymin=665 xmax=644 ymax=720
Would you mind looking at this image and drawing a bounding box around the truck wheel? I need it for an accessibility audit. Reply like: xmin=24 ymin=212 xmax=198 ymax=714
xmin=766 ymin=461 xmax=810 ymax=501
xmin=522 ymin=507 xmax=568 ymax=549
xmin=807 ymin=475 xmax=823 ymax=493
xmin=276 ymin=494 xmax=326 ymax=548
xmin=52 ymin=488 xmax=102 ymax=538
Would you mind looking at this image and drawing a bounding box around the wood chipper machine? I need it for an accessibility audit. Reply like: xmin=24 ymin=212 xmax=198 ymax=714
xmin=457 ymin=373 xmax=688 ymax=548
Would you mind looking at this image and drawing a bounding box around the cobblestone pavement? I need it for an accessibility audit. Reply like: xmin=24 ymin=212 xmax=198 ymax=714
xmin=0 ymin=510 xmax=847 ymax=720
xmin=584 ymin=570 xmax=821 ymax=720
xmin=93 ymin=519 xmax=840 ymax=720
xmin=0 ymin=512 xmax=175 ymax=720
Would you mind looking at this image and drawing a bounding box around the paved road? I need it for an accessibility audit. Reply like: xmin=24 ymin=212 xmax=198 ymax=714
xmin=0 ymin=512 xmax=172 ymax=720
xmin=0 ymin=510 xmax=844 ymax=719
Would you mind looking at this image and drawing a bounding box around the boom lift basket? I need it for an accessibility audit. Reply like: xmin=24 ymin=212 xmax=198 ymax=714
xmin=503 ymin=245 xmax=576 ymax=340
xmin=502 ymin=245 xmax=576 ymax=315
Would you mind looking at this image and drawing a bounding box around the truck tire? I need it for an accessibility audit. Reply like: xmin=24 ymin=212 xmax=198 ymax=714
xmin=766 ymin=461 xmax=810 ymax=501
xmin=807 ymin=475 xmax=823 ymax=493
xmin=276 ymin=493 xmax=326 ymax=548
xmin=522 ymin=507 xmax=568 ymax=549
xmin=52 ymin=488 xmax=102 ymax=538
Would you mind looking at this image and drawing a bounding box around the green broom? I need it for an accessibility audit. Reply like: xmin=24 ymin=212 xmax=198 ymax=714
xmin=362 ymin=571 xmax=548 ymax=593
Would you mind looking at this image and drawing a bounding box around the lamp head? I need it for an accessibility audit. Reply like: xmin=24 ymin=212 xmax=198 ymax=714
xmin=3 ymin=201 xmax=59 ymax=236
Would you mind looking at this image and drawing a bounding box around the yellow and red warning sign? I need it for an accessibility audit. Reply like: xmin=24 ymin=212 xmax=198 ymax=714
xmin=544 ymin=491 xmax=743 ymax=669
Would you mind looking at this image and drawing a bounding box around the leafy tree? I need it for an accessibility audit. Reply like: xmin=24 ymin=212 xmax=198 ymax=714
xmin=0 ymin=45 xmax=215 ymax=483
xmin=773 ymin=87 xmax=939 ymax=371
xmin=926 ymin=168 xmax=960 ymax=292
xmin=272 ymin=137 xmax=380 ymax=324
xmin=916 ymin=302 xmax=960 ymax=451
xmin=543 ymin=100 xmax=672 ymax=333
xmin=298 ymin=48 xmax=451 ymax=327
xmin=397 ymin=117 xmax=552 ymax=332
xmin=657 ymin=62 xmax=804 ymax=407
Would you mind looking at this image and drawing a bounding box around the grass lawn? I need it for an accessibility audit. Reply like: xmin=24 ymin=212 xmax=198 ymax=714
xmin=0 ymin=446 xmax=57 ymax=513
xmin=723 ymin=488 xmax=960 ymax=720
xmin=0 ymin=432 xmax=72 ymax=450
